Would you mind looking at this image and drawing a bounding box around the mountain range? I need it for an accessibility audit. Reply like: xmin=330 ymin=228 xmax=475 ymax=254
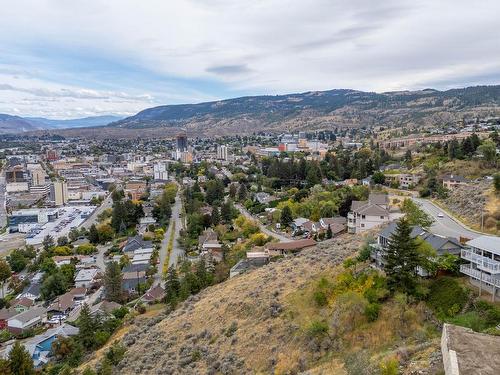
xmin=109 ymin=85 xmax=500 ymax=136
xmin=0 ymin=114 xmax=123 ymax=134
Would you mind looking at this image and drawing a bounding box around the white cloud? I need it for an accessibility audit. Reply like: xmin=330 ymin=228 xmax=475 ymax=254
xmin=0 ymin=0 xmax=498 ymax=118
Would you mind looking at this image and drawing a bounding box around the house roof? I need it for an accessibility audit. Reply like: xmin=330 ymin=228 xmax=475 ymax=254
xmin=0 ymin=308 xmax=18 ymax=320
xmin=123 ymin=235 xmax=153 ymax=252
xmin=143 ymin=285 xmax=165 ymax=301
xmin=267 ymin=239 xmax=316 ymax=251
xmin=90 ymin=300 xmax=122 ymax=315
xmin=8 ymin=307 xmax=46 ymax=324
xmin=442 ymin=174 xmax=467 ymax=182
xmin=320 ymin=217 xmax=347 ymax=227
xmin=47 ymin=292 xmax=74 ymax=312
xmin=14 ymin=297 xmax=35 ymax=308
xmin=69 ymin=287 xmax=87 ymax=296
xmin=357 ymin=204 xmax=389 ymax=216
xmin=122 ymin=271 xmax=146 ymax=280
xmin=75 ymin=268 xmax=99 ymax=282
xmin=293 ymin=217 xmax=310 ymax=227
xmin=368 ymin=193 xmax=389 ymax=205
xmin=466 ymin=235 xmax=500 ymax=254
xmin=122 ymin=263 xmax=150 ymax=273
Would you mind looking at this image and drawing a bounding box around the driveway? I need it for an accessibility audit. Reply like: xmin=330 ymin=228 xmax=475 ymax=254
xmin=235 ymin=204 xmax=291 ymax=242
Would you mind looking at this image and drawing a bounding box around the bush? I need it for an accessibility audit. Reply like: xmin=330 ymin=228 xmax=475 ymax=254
xmin=364 ymin=303 xmax=381 ymax=322
xmin=379 ymin=356 xmax=399 ymax=375
xmin=105 ymin=341 xmax=126 ymax=365
xmin=306 ymin=320 xmax=329 ymax=338
xmin=313 ymin=290 xmax=328 ymax=307
xmin=427 ymin=277 xmax=468 ymax=318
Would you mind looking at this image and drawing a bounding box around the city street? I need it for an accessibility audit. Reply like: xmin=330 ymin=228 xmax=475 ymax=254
xmin=80 ymin=193 xmax=113 ymax=230
xmin=412 ymin=197 xmax=480 ymax=240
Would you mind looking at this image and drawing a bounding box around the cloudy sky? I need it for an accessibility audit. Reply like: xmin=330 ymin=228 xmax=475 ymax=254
xmin=0 ymin=0 xmax=499 ymax=118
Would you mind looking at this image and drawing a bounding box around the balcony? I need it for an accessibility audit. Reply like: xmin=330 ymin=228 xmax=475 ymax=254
xmin=461 ymin=249 xmax=500 ymax=274
xmin=460 ymin=264 xmax=500 ymax=288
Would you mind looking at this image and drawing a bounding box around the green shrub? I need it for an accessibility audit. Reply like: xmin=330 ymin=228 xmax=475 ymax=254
xmin=307 ymin=320 xmax=329 ymax=338
xmin=364 ymin=303 xmax=381 ymax=322
xmin=313 ymin=290 xmax=328 ymax=307
xmin=427 ymin=277 xmax=468 ymax=318
xmin=379 ymin=356 xmax=399 ymax=375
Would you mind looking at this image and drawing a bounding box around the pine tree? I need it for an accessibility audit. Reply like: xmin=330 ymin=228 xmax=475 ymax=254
xmin=0 ymin=260 xmax=11 ymax=299
xmin=280 ymin=206 xmax=293 ymax=228
xmin=42 ymin=235 xmax=54 ymax=252
xmin=195 ymin=257 xmax=211 ymax=288
xmin=384 ymin=218 xmax=422 ymax=294
xmin=229 ymin=184 xmax=237 ymax=199
xmin=326 ymin=224 xmax=333 ymax=239
xmin=88 ymin=224 xmax=99 ymax=244
xmin=111 ymin=201 xmax=126 ymax=233
xmin=210 ymin=207 xmax=220 ymax=226
xmin=164 ymin=266 xmax=180 ymax=306
xmin=221 ymin=201 xmax=233 ymax=223
xmin=8 ymin=342 xmax=35 ymax=375
xmin=78 ymin=303 xmax=95 ymax=349
xmin=104 ymin=261 xmax=123 ymax=303
xmin=238 ymin=184 xmax=247 ymax=201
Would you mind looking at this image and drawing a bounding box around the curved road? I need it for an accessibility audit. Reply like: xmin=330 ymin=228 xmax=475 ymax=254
xmin=412 ymin=197 xmax=480 ymax=240
xmin=235 ymin=204 xmax=292 ymax=242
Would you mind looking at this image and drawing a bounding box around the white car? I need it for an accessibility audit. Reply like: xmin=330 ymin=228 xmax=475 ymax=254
xmin=437 ymin=212 xmax=444 ymax=218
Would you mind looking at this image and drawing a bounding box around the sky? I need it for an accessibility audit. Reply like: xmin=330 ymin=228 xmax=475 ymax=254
xmin=0 ymin=0 xmax=499 ymax=119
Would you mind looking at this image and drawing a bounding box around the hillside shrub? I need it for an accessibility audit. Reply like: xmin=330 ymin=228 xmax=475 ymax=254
xmin=364 ymin=303 xmax=381 ymax=322
xmin=427 ymin=277 xmax=468 ymax=318
xmin=307 ymin=320 xmax=329 ymax=338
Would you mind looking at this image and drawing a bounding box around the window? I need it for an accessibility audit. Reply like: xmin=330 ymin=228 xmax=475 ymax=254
xmin=361 ymin=215 xmax=366 ymax=219
xmin=380 ymin=216 xmax=384 ymax=219
xmin=361 ymin=224 xmax=365 ymax=228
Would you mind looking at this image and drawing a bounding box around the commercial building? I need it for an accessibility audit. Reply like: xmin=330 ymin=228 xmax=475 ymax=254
xmin=176 ymin=133 xmax=188 ymax=152
xmin=216 ymin=144 xmax=229 ymax=160
xmin=8 ymin=208 xmax=58 ymax=233
xmin=50 ymin=181 xmax=69 ymax=206
xmin=153 ymin=162 xmax=169 ymax=181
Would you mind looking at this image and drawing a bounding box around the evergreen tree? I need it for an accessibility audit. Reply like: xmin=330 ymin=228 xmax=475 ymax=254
xmin=88 ymin=224 xmax=99 ymax=244
xmin=0 ymin=260 xmax=11 ymax=298
xmin=78 ymin=303 xmax=95 ymax=349
xmin=164 ymin=266 xmax=180 ymax=306
xmin=280 ymin=206 xmax=293 ymax=228
xmin=111 ymin=201 xmax=126 ymax=233
xmin=42 ymin=235 xmax=55 ymax=252
xmin=210 ymin=207 xmax=220 ymax=226
xmin=238 ymin=184 xmax=247 ymax=201
xmin=104 ymin=261 xmax=123 ymax=303
xmin=195 ymin=257 xmax=210 ymax=288
xmin=326 ymin=224 xmax=333 ymax=239
xmin=229 ymin=184 xmax=237 ymax=199
xmin=8 ymin=342 xmax=35 ymax=375
xmin=221 ymin=201 xmax=233 ymax=223
xmin=384 ymin=218 xmax=422 ymax=294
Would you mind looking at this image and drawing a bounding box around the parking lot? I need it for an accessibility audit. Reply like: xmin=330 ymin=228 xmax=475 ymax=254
xmin=26 ymin=206 xmax=95 ymax=245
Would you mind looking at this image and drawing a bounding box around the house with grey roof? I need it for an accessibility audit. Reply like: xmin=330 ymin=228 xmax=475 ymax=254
xmin=460 ymin=235 xmax=500 ymax=301
xmin=347 ymin=193 xmax=391 ymax=234
xmin=7 ymin=306 xmax=47 ymax=335
xmin=371 ymin=222 xmax=463 ymax=276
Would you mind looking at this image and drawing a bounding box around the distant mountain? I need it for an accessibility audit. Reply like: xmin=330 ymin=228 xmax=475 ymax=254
xmin=110 ymin=85 xmax=500 ymax=135
xmin=0 ymin=114 xmax=123 ymax=134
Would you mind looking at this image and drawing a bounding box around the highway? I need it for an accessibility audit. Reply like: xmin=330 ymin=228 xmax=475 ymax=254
xmin=412 ymin=197 xmax=480 ymax=240
xmin=235 ymin=204 xmax=292 ymax=242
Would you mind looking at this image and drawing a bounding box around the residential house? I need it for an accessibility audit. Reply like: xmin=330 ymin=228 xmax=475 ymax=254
xmin=2 ymin=323 xmax=79 ymax=368
xmin=47 ymin=292 xmax=75 ymax=316
xmin=12 ymin=297 xmax=35 ymax=313
xmin=132 ymin=253 xmax=152 ymax=265
xmin=74 ymin=268 xmax=99 ymax=289
xmin=266 ymin=239 xmax=316 ymax=256
xmin=230 ymin=251 xmax=270 ymax=278
xmin=318 ymin=217 xmax=347 ymax=237
xmin=347 ymin=193 xmax=390 ymax=234
xmin=442 ymin=174 xmax=468 ymax=189
xmin=122 ymin=271 xmax=146 ymax=293
xmin=17 ymin=283 xmax=41 ymax=301
xmin=7 ymin=307 xmax=47 ymax=335
xmin=371 ymin=222 xmax=463 ymax=276
xmin=90 ymin=300 xmax=122 ymax=319
xmin=122 ymin=263 xmax=150 ymax=274
xmin=0 ymin=308 xmax=18 ymax=329
xmin=142 ymin=285 xmax=165 ymax=304
xmin=255 ymin=192 xmax=276 ymax=204
xmin=122 ymin=235 xmax=153 ymax=256
xmin=460 ymin=235 xmax=500 ymax=300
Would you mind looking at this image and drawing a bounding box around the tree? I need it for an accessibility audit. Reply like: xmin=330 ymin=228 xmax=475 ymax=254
xmin=7 ymin=250 xmax=28 ymax=273
xmin=0 ymin=358 xmax=11 ymax=375
xmin=221 ymin=201 xmax=234 ymax=223
xmin=494 ymin=173 xmax=500 ymax=193
xmin=57 ymin=236 xmax=69 ymax=246
xmin=238 ymin=184 xmax=247 ymax=201
xmin=401 ymin=199 xmax=434 ymax=229
xmin=384 ymin=218 xmax=422 ymax=294
xmin=210 ymin=207 xmax=220 ymax=226
xmin=88 ymin=224 xmax=99 ymax=244
xmin=97 ymin=224 xmax=114 ymax=243
xmin=0 ymin=260 xmax=11 ymax=298
xmin=8 ymin=342 xmax=35 ymax=375
xmin=111 ymin=201 xmax=127 ymax=233
xmin=280 ymin=206 xmax=293 ymax=228
xmin=78 ymin=303 xmax=95 ymax=349
xmin=42 ymin=235 xmax=55 ymax=252
xmin=326 ymin=225 xmax=333 ymax=239
xmin=478 ymin=140 xmax=497 ymax=166
xmin=371 ymin=171 xmax=385 ymax=185
xmin=164 ymin=266 xmax=180 ymax=307
xmin=229 ymin=184 xmax=237 ymax=199
xmin=41 ymin=273 xmax=68 ymax=300
xmin=104 ymin=261 xmax=123 ymax=303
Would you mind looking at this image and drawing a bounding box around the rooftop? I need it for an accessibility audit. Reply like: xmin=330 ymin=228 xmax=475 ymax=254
xmin=467 ymin=235 xmax=500 ymax=254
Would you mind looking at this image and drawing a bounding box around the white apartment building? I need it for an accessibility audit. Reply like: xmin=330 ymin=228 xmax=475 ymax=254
xmin=460 ymin=235 xmax=500 ymax=301
xmin=347 ymin=193 xmax=390 ymax=234
xmin=216 ymin=144 xmax=229 ymax=160
xmin=153 ymin=162 xmax=169 ymax=181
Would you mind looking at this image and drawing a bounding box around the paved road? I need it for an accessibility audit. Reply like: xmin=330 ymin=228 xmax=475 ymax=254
xmin=236 ymin=204 xmax=292 ymax=242
xmin=0 ymin=175 xmax=7 ymax=229
xmin=155 ymin=190 xmax=184 ymax=284
xmin=80 ymin=193 xmax=113 ymax=230
xmin=412 ymin=197 xmax=480 ymax=240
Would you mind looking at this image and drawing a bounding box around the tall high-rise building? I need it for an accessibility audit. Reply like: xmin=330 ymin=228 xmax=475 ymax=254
xmin=46 ymin=149 xmax=59 ymax=161
xmin=176 ymin=133 xmax=188 ymax=152
xmin=216 ymin=144 xmax=228 ymax=160
xmin=153 ymin=162 xmax=169 ymax=181
xmin=50 ymin=181 xmax=68 ymax=206
xmin=31 ymin=168 xmax=46 ymax=186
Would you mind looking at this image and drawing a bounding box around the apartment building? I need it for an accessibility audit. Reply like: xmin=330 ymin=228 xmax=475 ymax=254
xmin=460 ymin=235 xmax=500 ymax=301
xmin=50 ymin=181 xmax=69 ymax=206
xmin=347 ymin=193 xmax=390 ymax=234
